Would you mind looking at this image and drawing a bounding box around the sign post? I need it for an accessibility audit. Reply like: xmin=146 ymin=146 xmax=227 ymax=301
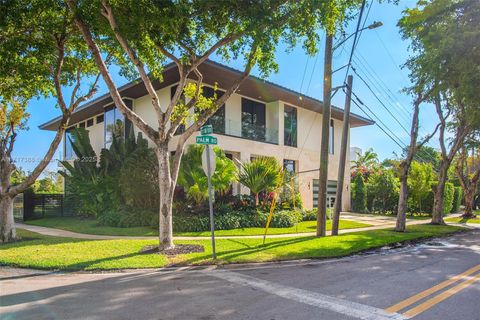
xmin=198 ymin=125 xmax=217 ymax=259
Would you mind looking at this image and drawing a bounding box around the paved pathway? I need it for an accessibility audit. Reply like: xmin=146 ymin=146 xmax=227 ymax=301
xmin=15 ymin=213 xmax=439 ymax=241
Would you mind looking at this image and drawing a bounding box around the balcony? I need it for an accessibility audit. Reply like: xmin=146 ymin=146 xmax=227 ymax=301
xmin=212 ymin=119 xmax=278 ymax=144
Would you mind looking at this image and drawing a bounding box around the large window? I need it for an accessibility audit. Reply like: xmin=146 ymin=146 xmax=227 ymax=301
xmin=283 ymin=159 xmax=296 ymax=174
xmin=104 ymin=100 xmax=132 ymax=149
xmin=329 ymin=119 xmax=334 ymax=154
xmin=171 ymin=85 xmax=186 ymax=135
xmin=203 ymin=86 xmax=225 ymax=134
xmin=64 ymin=127 xmax=75 ymax=160
xmin=284 ymin=105 xmax=297 ymax=147
xmin=241 ymin=98 xmax=266 ymax=141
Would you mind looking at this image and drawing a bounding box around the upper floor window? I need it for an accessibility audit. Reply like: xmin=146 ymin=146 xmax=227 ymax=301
xmin=203 ymin=86 xmax=225 ymax=135
xmin=64 ymin=127 xmax=76 ymax=160
xmin=329 ymin=119 xmax=334 ymax=154
xmin=241 ymin=98 xmax=266 ymax=141
xmin=284 ymin=105 xmax=297 ymax=147
xmin=104 ymin=100 xmax=132 ymax=149
xmin=171 ymin=85 xmax=186 ymax=135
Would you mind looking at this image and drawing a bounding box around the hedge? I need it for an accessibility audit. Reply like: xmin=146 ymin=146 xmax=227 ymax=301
xmin=451 ymin=187 xmax=463 ymax=213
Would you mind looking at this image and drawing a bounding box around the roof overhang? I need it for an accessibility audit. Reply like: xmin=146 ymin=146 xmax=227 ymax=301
xmin=39 ymin=60 xmax=374 ymax=131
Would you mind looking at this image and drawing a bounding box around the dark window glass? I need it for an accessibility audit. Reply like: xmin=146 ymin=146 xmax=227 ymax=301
xmin=64 ymin=127 xmax=75 ymax=160
xmin=283 ymin=159 xmax=296 ymax=173
xmin=284 ymin=105 xmax=297 ymax=147
xmin=203 ymin=86 xmax=225 ymax=134
xmin=241 ymin=98 xmax=266 ymax=141
xmin=171 ymin=85 xmax=186 ymax=135
xmin=86 ymin=119 xmax=94 ymax=127
xmin=78 ymin=122 xmax=86 ymax=128
xmin=104 ymin=101 xmax=132 ymax=149
xmin=329 ymin=119 xmax=334 ymax=154
xmin=96 ymin=114 xmax=104 ymax=124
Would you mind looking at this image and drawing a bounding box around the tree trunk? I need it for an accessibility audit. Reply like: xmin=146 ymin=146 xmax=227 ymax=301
xmin=432 ymin=164 xmax=448 ymax=225
xmin=156 ymin=144 xmax=175 ymax=250
xmin=0 ymin=195 xmax=16 ymax=243
xmin=462 ymin=189 xmax=476 ymax=218
xmin=395 ymin=166 xmax=408 ymax=232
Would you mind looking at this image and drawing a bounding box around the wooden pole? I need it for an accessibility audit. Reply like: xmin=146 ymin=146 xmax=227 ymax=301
xmin=332 ymin=75 xmax=353 ymax=235
xmin=316 ymin=34 xmax=333 ymax=237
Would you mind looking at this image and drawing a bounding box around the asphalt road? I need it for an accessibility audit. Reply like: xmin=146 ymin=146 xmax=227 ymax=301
xmin=1 ymin=229 xmax=479 ymax=320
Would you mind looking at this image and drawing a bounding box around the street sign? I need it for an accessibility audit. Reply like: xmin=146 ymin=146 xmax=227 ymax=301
xmin=202 ymin=146 xmax=216 ymax=176
xmin=196 ymin=135 xmax=217 ymax=145
xmin=201 ymin=124 xmax=213 ymax=135
xmin=203 ymin=145 xmax=217 ymax=259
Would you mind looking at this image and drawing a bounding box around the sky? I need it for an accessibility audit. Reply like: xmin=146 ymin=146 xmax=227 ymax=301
xmin=13 ymin=0 xmax=440 ymax=174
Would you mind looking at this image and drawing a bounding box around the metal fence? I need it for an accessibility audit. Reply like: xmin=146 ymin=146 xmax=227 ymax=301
xmin=15 ymin=192 xmax=74 ymax=221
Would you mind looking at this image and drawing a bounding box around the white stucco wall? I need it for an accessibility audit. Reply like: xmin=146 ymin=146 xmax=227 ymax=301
xmin=76 ymin=84 xmax=353 ymax=211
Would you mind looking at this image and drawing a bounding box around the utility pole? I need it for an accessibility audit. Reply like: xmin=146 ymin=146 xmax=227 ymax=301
xmin=316 ymin=34 xmax=333 ymax=237
xmin=332 ymin=75 xmax=353 ymax=235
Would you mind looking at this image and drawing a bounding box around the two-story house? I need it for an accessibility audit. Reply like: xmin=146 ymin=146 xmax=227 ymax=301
xmin=40 ymin=60 xmax=373 ymax=210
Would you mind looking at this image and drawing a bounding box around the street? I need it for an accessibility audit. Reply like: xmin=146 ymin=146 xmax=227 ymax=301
xmin=1 ymin=229 xmax=479 ymax=320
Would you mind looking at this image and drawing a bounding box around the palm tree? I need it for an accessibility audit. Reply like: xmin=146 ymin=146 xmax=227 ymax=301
xmin=177 ymin=145 xmax=237 ymax=206
xmin=352 ymin=148 xmax=379 ymax=172
xmin=238 ymin=156 xmax=282 ymax=206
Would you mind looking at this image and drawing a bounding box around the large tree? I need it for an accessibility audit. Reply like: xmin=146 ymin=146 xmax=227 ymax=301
xmin=393 ymin=91 xmax=439 ymax=232
xmin=399 ymin=0 xmax=480 ymax=225
xmin=0 ymin=1 xmax=99 ymax=242
xmin=65 ymin=0 xmax=361 ymax=250
xmin=454 ymin=132 xmax=480 ymax=218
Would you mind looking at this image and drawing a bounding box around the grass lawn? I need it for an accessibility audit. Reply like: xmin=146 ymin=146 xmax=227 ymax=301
xmin=0 ymin=225 xmax=465 ymax=271
xmin=24 ymin=217 xmax=371 ymax=237
xmin=445 ymin=210 xmax=480 ymax=224
xmin=176 ymin=220 xmax=370 ymax=236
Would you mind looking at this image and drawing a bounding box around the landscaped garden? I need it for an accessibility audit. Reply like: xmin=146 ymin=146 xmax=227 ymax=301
xmin=45 ymin=130 xmax=370 ymax=237
xmin=24 ymin=216 xmax=371 ymax=237
xmin=0 ymin=225 xmax=465 ymax=271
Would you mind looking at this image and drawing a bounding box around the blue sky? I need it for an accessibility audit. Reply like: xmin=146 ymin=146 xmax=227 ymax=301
xmin=14 ymin=0 xmax=440 ymax=173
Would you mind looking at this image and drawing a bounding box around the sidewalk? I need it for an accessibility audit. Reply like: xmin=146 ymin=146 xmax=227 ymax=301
xmin=15 ymin=215 xmax=435 ymax=241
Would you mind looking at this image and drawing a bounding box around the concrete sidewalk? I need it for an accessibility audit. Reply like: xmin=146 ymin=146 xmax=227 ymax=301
xmin=15 ymin=214 xmax=435 ymax=241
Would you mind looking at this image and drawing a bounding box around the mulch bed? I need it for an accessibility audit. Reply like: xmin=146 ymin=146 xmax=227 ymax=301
xmin=139 ymin=244 xmax=205 ymax=256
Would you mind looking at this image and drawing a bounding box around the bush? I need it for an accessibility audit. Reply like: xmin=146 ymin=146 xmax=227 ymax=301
xmin=424 ymin=182 xmax=455 ymax=215
xmin=352 ymin=173 xmax=367 ymax=213
xmin=367 ymin=169 xmax=399 ymax=213
xmin=172 ymin=209 xmax=302 ymax=232
xmin=443 ymin=182 xmax=455 ymax=215
xmin=451 ymin=187 xmax=463 ymax=213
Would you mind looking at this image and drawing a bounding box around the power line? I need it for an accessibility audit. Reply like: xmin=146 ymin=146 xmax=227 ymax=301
xmin=353 ymin=53 xmax=412 ymax=119
xmin=354 ymin=0 xmax=374 ymax=53
xmin=373 ymin=29 xmax=411 ymax=86
xmin=350 ymin=95 xmax=406 ymax=150
xmin=343 ymin=0 xmax=367 ymax=83
xmin=351 ymin=66 xmax=411 ymax=136
xmin=349 ymin=93 xmax=439 ymax=166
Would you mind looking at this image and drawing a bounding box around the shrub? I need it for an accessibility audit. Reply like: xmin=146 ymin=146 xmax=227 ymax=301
xmin=443 ymin=182 xmax=455 ymax=215
xmin=98 ymin=207 xmax=156 ymax=228
xmin=238 ymin=156 xmax=282 ymax=206
xmin=424 ymin=182 xmax=455 ymax=215
xmin=367 ymin=169 xmax=399 ymax=213
xmin=172 ymin=209 xmax=301 ymax=232
xmin=451 ymin=187 xmax=463 ymax=213
xmin=177 ymin=145 xmax=237 ymax=206
xmin=352 ymin=173 xmax=367 ymax=213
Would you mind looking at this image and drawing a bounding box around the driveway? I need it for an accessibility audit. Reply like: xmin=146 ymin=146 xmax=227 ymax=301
xmin=1 ymin=228 xmax=479 ymax=320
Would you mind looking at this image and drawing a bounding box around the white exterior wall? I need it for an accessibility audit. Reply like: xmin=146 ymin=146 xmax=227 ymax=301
xmin=78 ymin=85 xmax=352 ymax=211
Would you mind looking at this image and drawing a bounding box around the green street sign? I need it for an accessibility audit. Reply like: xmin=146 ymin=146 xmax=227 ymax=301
xmin=201 ymin=124 xmax=213 ymax=135
xmin=196 ymin=135 xmax=217 ymax=145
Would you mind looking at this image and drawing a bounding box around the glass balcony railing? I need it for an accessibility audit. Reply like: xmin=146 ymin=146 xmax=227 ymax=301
xmin=219 ymin=119 xmax=278 ymax=144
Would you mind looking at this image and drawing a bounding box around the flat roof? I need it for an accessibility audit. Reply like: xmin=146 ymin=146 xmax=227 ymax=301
xmin=39 ymin=59 xmax=374 ymax=131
